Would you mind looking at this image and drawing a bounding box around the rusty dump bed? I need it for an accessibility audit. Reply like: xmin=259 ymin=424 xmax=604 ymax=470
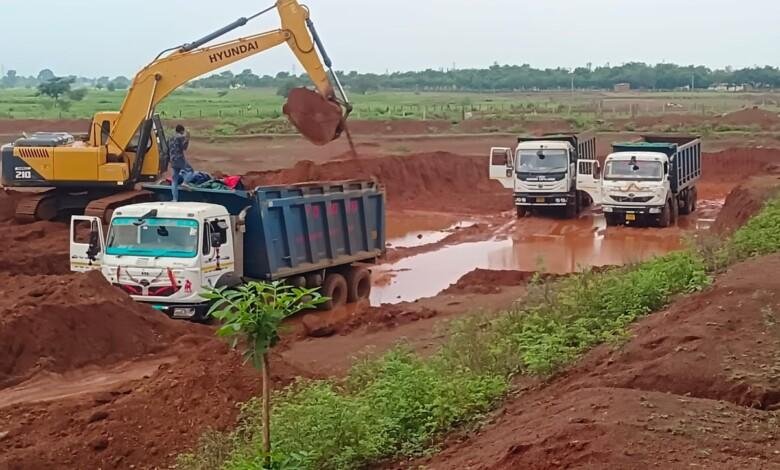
xmin=143 ymin=180 xmax=386 ymax=280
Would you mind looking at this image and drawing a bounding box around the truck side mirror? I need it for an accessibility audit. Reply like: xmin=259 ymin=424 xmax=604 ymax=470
xmin=210 ymin=232 xmax=223 ymax=248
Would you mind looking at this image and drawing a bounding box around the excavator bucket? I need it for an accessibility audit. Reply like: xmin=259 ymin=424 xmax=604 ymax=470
xmin=283 ymin=87 xmax=344 ymax=145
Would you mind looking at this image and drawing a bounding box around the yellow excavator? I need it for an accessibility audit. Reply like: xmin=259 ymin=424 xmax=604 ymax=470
xmin=1 ymin=0 xmax=351 ymax=222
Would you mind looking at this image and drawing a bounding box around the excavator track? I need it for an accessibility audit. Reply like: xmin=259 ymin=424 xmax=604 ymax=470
xmin=14 ymin=190 xmax=59 ymax=223
xmin=84 ymin=190 xmax=154 ymax=222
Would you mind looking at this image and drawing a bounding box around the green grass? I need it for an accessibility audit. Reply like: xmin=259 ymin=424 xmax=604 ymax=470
xmin=1 ymin=87 xmax=777 ymax=128
xmin=178 ymin=251 xmax=710 ymax=470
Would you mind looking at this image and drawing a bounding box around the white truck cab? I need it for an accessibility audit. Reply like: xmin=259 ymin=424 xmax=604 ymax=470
xmin=70 ymin=201 xmax=245 ymax=320
xmin=490 ymin=133 xmax=598 ymax=218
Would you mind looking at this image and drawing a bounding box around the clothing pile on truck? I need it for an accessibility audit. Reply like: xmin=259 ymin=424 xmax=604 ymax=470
xmin=163 ymin=171 xmax=246 ymax=191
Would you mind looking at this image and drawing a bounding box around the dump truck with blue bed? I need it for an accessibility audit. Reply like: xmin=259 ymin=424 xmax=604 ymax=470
xmin=69 ymin=181 xmax=385 ymax=320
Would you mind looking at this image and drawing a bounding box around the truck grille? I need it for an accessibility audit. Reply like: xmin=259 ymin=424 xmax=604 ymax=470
xmin=113 ymin=283 xmax=180 ymax=297
xmin=611 ymin=195 xmax=653 ymax=203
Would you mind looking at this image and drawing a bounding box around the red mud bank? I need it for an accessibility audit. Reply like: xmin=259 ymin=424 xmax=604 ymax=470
xmin=441 ymin=269 xmax=536 ymax=295
xmin=415 ymin=254 xmax=780 ymax=470
xmin=244 ymin=151 xmax=512 ymax=213
xmin=0 ymin=271 xmax=316 ymax=470
xmin=711 ymin=174 xmax=780 ymax=234
xmin=0 ymin=271 xmax=194 ymax=388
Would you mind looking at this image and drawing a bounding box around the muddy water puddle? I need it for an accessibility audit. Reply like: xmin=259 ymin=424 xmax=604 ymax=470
xmin=371 ymin=202 xmax=722 ymax=305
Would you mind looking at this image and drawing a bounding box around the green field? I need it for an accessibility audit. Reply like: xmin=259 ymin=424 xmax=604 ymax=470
xmin=1 ymin=87 xmax=778 ymax=138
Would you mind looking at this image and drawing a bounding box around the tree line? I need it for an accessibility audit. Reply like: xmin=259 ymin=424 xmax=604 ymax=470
xmin=189 ymin=63 xmax=780 ymax=94
xmin=0 ymin=69 xmax=131 ymax=90
xmin=2 ymin=62 xmax=779 ymax=94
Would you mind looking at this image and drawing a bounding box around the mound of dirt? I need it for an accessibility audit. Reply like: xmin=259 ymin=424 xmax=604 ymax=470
xmin=417 ymin=254 xmax=780 ymax=469
xmin=0 ymin=271 xmax=194 ymax=388
xmin=0 ymin=221 xmax=70 ymax=275
xmin=702 ymin=147 xmax=780 ymax=184
xmin=0 ymin=190 xmax=22 ymax=222
xmin=0 ymin=331 xmax=319 ymax=469
xmin=243 ymin=152 xmax=512 ymax=214
xmin=719 ymin=107 xmax=780 ymax=129
xmin=441 ymin=269 xmax=536 ymax=295
xmin=711 ymin=174 xmax=780 ymax=234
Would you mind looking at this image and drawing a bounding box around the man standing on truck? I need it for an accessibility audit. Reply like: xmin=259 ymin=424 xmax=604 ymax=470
xmin=169 ymin=124 xmax=194 ymax=202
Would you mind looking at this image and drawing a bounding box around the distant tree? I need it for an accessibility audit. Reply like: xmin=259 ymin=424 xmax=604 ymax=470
xmin=0 ymin=70 xmax=18 ymax=88
xmin=110 ymin=76 xmax=131 ymax=90
xmin=95 ymin=76 xmax=110 ymax=90
xmin=276 ymin=79 xmax=299 ymax=98
xmin=37 ymin=77 xmax=75 ymax=108
xmin=106 ymin=81 xmax=117 ymax=92
xmin=37 ymin=69 xmax=55 ymax=82
xmin=68 ymin=88 xmax=88 ymax=101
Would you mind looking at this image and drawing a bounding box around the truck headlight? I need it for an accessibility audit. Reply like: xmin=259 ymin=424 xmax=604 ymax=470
xmin=603 ymin=206 xmax=613 ymax=213
xmin=649 ymin=208 xmax=662 ymax=214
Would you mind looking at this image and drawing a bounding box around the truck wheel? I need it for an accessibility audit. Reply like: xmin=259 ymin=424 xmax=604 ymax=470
xmin=671 ymin=197 xmax=679 ymax=223
xmin=346 ymin=267 xmax=371 ymax=303
xmin=679 ymin=191 xmax=692 ymax=215
xmin=215 ymin=272 xmax=242 ymax=289
xmin=516 ymin=206 xmax=527 ymax=218
xmin=691 ymin=187 xmax=698 ymax=212
xmin=564 ymin=201 xmax=577 ymax=219
xmin=319 ymin=273 xmax=348 ymax=311
xmin=658 ymin=200 xmax=672 ymax=227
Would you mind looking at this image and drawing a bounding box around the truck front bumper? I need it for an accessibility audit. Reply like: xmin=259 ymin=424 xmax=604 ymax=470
xmin=144 ymin=302 xmax=211 ymax=322
xmin=602 ymin=205 xmax=664 ymax=215
xmin=514 ymin=193 xmax=573 ymax=207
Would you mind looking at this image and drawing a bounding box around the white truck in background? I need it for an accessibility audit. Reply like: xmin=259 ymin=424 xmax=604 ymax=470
xmin=577 ymin=135 xmax=701 ymax=227
xmin=490 ymin=133 xmax=598 ymax=219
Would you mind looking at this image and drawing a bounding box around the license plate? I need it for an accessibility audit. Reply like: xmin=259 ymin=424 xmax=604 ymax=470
xmin=626 ymin=213 xmax=636 ymax=221
xmin=536 ymin=197 xmax=545 ymax=203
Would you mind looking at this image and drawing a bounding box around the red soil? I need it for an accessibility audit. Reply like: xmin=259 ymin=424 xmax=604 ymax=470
xmin=711 ymin=174 xmax=780 ymax=234
xmin=0 ymin=271 xmax=193 ymax=388
xmin=441 ymin=269 xmax=536 ymax=295
xmin=719 ymin=107 xmax=780 ymax=129
xmin=243 ymin=151 xmax=512 ymax=213
xmin=415 ymin=254 xmax=780 ymax=469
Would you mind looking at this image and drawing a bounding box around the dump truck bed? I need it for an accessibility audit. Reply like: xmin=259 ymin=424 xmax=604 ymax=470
xmin=143 ymin=180 xmax=386 ymax=280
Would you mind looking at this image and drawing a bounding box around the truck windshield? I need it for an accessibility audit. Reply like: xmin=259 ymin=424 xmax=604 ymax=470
xmin=606 ymin=161 xmax=663 ymax=181
xmin=517 ymin=150 xmax=569 ymax=173
xmin=106 ymin=217 xmax=199 ymax=258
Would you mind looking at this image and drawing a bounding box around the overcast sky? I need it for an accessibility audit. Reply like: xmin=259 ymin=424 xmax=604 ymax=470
xmin=1 ymin=0 xmax=777 ymax=78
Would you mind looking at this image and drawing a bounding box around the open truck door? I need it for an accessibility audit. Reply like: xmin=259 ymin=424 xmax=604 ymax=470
xmin=70 ymin=216 xmax=105 ymax=272
xmin=489 ymin=147 xmax=515 ymax=189
xmin=576 ymin=160 xmax=603 ymax=205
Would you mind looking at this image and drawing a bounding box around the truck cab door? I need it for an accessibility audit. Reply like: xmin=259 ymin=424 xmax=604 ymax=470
xmin=489 ymin=147 xmax=515 ymax=189
xmin=70 ymin=216 xmax=105 ymax=272
xmin=576 ymin=160 xmax=603 ymax=205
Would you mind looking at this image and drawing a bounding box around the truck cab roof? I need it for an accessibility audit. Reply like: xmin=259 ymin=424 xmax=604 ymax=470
xmin=607 ymin=151 xmax=669 ymax=162
xmin=110 ymin=201 xmax=229 ymax=220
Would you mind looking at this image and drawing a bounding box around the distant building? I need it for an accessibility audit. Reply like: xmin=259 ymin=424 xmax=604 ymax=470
xmin=613 ymin=83 xmax=631 ymax=92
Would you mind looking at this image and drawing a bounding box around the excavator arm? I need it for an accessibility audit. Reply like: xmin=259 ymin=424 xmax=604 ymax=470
xmin=107 ymin=0 xmax=346 ymax=157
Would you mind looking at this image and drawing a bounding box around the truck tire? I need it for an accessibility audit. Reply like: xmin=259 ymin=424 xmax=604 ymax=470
xmin=691 ymin=187 xmax=698 ymax=212
xmin=516 ymin=206 xmax=527 ymax=218
xmin=215 ymin=272 xmax=242 ymax=289
xmin=319 ymin=273 xmax=348 ymax=311
xmin=658 ymin=200 xmax=672 ymax=228
xmin=671 ymin=197 xmax=679 ymax=224
xmin=564 ymin=200 xmax=577 ymax=219
xmin=679 ymin=190 xmax=693 ymax=215
xmin=346 ymin=267 xmax=371 ymax=303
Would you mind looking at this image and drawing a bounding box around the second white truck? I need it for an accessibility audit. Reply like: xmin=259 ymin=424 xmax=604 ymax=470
xmin=577 ymin=135 xmax=701 ymax=227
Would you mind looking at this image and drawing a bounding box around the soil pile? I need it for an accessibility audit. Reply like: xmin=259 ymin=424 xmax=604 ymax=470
xmin=243 ymin=152 xmax=512 ymax=213
xmin=719 ymin=107 xmax=780 ymax=129
xmin=703 ymin=147 xmax=780 ymax=183
xmin=711 ymin=174 xmax=780 ymax=234
xmin=0 ymin=221 xmax=70 ymax=275
xmin=417 ymin=254 xmax=780 ymax=469
xmin=441 ymin=269 xmax=536 ymax=295
xmin=0 ymin=271 xmax=193 ymax=388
